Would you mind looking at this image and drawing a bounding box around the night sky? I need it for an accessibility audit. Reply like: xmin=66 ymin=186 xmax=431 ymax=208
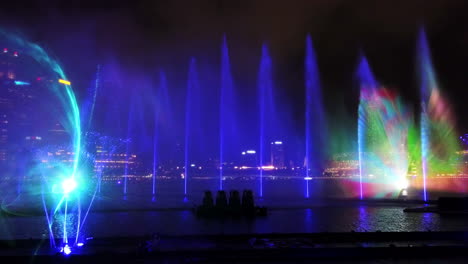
xmin=1 ymin=0 xmax=468 ymax=132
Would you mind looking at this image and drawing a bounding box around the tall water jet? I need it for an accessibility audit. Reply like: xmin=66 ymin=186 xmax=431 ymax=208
xmin=219 ymin=35 xmax=236 ymax=190
xmin=152 ymin=71 xmax=169 ymax=198
xmin=417 ymin=29 xmax=460 ymax=201
xmin=152 ymin=114 xmax=158 ymax=198
xmin=82 ymin=65 xmax=101 ymax=133
xmin=123 ymin=102 xmax=134 ymax=197
xmin=356 ymin=56 xmax=377 ymax=199
xmin=304 ymin=35 xmax=326 ymax=198
xmin=185 ymin=58 xmax=199 ymax=196
xmin=257 ymin=44 xmax=273 ymax=198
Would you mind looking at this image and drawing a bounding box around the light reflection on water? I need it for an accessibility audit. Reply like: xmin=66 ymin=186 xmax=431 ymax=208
xmin=2 ymin=204 xmax=468 ymax=240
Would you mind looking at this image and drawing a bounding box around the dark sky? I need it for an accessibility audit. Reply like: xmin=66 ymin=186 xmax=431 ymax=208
xmin=2 ymin=0 xmax=468 ymax=132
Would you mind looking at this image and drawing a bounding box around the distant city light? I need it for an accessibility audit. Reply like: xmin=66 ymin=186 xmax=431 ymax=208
xmin=76 ymin=242 xmax=84 ymax=247
xmin=273 ymin=141 xmax=283 ymax=145
xmin=3 ymin=48 xmax=7 ymax=53
xmin=25 ymin=136 xmax=42 ymax=140
xmin=14 ymin=80 xmax=30 ymax=86
xmin=261 ymin=165 xmax=275 ymax=170
xmin=241 ymin=152 xmax=246 ymax=155
xmin=304 ymin=177 xmax=313 ymax=180
xmin=246 ymin=150 xmax=256 ymax=154
xmin=58 ymin=79 xmax=71 ymax=85
xmin=190 ymin=164 xmax=196 ymax=167
xmin=13 ymin=51 xmax=18 ymax=57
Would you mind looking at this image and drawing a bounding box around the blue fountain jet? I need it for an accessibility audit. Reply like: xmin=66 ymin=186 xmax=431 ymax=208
xmin=304 ymin=35 xmax=326 ymax=198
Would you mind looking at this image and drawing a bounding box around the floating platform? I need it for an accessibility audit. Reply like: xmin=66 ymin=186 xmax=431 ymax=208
xmin=404 ymin=197 xmax=468 ymax=215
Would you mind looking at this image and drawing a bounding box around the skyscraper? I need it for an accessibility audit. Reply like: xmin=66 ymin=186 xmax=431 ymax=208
xmin=271 ymin=141 xmax=285 ymax=169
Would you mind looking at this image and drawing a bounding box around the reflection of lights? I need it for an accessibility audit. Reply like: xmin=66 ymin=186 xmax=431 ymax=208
xmin=304 ymin=177 xmax=313 ymax=180
xmin=61 ymin=178 xmax=77 ymax=195
xmin=246 ymin=150 xmax=256 ymax=154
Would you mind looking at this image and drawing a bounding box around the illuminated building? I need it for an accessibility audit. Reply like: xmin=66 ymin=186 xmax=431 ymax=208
xmin=240 ymin=150 xmax=257 ymax=167
xmin=94 ymin=145 xmax=138 ymax=180
xmin=270 ymin=141 xmax=285 ymax=169
xmin=0 ymin=46 xmax=71 ymax=173
xmin=324 ymin=153 xmax=359 ymax=177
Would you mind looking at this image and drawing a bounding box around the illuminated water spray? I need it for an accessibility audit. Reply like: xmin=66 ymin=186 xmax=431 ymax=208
xmin=417 ymin=29 xmax=460 ymax=201
xmin=304 ymin=35 xmax=326 ymax=198
xmin=0 ymin=30 xmax=83 ymax=252
xmin=257 ymin=44 xmax=273 ymax=198
xmin=185 ymin=58 xmax=199 ymax=196
xmin=356 ymin=56 xmax=377 ymax=199
xmin=82 ymin=65 xmax=100 ymax=132
xmin=219 ymin=35 xmax=235 ymax=190
xmin=356 ymin=55 xmax=413 ymax=198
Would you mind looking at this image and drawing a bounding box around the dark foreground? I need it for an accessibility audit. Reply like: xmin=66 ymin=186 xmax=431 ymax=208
xmin=2 ymin=232 xmax=468 ymax=263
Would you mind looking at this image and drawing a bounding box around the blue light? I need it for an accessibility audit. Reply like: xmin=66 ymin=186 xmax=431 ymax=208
xmin=14 ymin=80 xmax=30 ymax=86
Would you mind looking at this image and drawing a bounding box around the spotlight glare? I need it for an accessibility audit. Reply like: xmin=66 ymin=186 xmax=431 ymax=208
xmin=396 ymin=178 xmax=409 ymax=190
xmin=62 ymin=244 xmax=72 ymax=255
xmin=62 ymin=178 xmax=77 ymax=195
xmin=402 ymin=189 xmax=408 ymax=197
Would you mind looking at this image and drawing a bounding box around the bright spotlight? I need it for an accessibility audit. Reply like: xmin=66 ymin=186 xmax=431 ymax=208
xmin=402 ymin=189 xmax=408 ymax=197
xmin=396 ymin=178 xmax=409 ymax=190
xmin=61 ymin=178 xmax=77 ymax=195
xmin=62 ymin=244 xmax=72 ymax=255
